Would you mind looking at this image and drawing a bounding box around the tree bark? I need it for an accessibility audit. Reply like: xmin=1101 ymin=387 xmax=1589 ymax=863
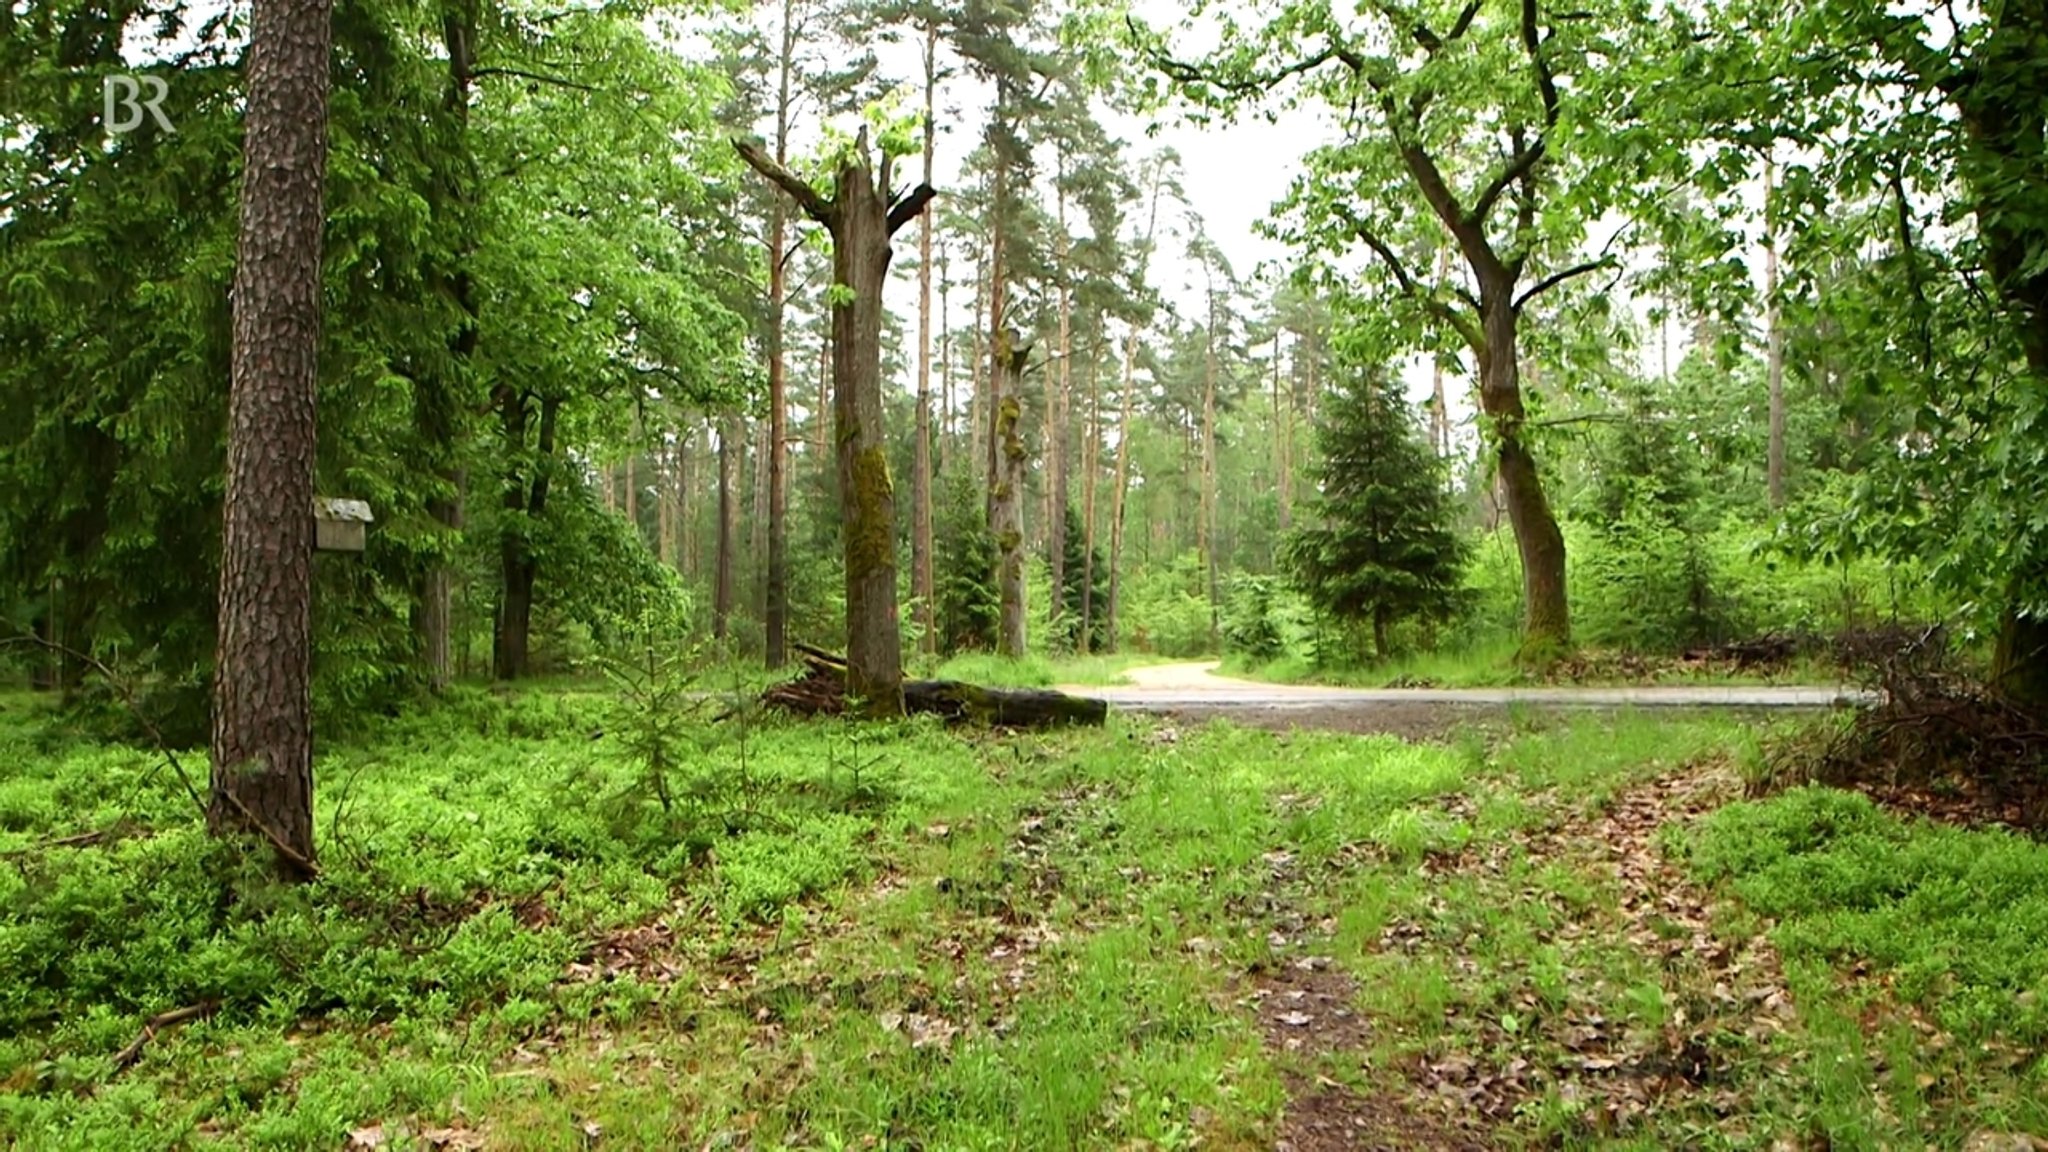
xmin=939 ymin=240 xmax=954 ymax=476
xmin=1765 ymin=152 xmax=1786 ymax=509
xmin=1948 ymin=5 xmax=2048 ymax=708
xmin=623 ymin=437 xmax=638 ymax=534
xmin=763 ymin=0 xmax=795 ymax=669
xmin=714 ymin=413 xmax=736 ymax=641
xmin=992 ymin=330 xmax=1030 ymax=657
xmin=969 ymin=237 xmax=987 ymax=488
xmin=1201 ymin=304 xmax=1220 ymax=648
xmin=1107 ymin=327 xmax=1137 ymax=653
xmin=414 ymin=4 xmax=478 ymax=695
xmin=658 ymin=435 xmax=675 ymax=568
xmin=1048 ymin=161 xmax=1072 ymax=639
xmin=679 ymin=424 xmax=695 ymax=578
xmin=1079 ymin=346 xmax=1101 ymax=654
xmin=733 ymin=130 xmax=934 ymax=716
xmin=1479 ymin=293 xmax=1570 ymax=654
xmin=493 ymin=392 xmax=558 ymax=680
xmin=911 ymin=21 xmax=939 ymax=656
xmin=211 ymin=0 xmax=331 ymax=876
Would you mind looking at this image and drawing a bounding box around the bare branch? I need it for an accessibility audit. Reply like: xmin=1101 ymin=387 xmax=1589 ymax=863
xmin=472 ymin=66 xmax=598 ymax=92
xmin=887 ymin=185 xmax=939 ymax=236
xmin=1521 ymin=0 xmax=1561 ymax=125
xmin=1468 ymin=136 xmax=1548 ymax=226
xmin=1135 ymin=15 xmax=1362 ymax=98
xmin=731 ymin=137 xmax=838 ymax=228
xmin=1513 ymin=257 xmax=1616 ymax=309
xmin=1374 ymin=0 xmax=1483 ymax=53
xmin=111 ymin=1002 xmax=220 ymax=1073
xmin=1332 ymin=202 xmax=1485 ymax=352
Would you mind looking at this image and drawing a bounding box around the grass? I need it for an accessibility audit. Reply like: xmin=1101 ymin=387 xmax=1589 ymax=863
xmin=1 ymin=686 xmax=2043 ymax=1149
xmin=920 ymin=651 xmax=1163 ymax=688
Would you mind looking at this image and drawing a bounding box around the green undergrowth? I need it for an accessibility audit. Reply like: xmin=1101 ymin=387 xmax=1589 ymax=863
xmin=1688 ymin=787 xmax=2048 ymax=1047
xmin=922 ymin=651 xmax=1159 ymax=688
xmin=3 ymin=691 xmax=2045 ymax=1149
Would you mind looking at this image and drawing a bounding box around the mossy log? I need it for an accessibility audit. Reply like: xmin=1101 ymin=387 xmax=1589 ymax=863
xmin=762 ymin=644 xmax=1107 ymax=727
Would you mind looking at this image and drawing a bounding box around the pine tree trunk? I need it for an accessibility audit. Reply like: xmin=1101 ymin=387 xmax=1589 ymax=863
xmin=993 ymin=330 xmax=1029 ymax=657
xmin=1107 ymin=328 xmax=1137 ymax=653
xmin=751 ymin=416 xmax=770 ymax=610
xmin=1079 ymin=347 xmax=1101 ymax=655
xmin=658 ymin=436 xmax=675 ymax=568
xmin=679 ymin=424 xmax=695 ymax=578
xmin=762 ymin=0 xmax=794 ymax=668
xmin=624 ymin=449 xmax=637 ymax=534
xmin=415 ymin=11 xmax=476 ymax=696
xmin=1273 ymin=331 xmax=1290 ymax=536
xmin=818 ymin=332 xmax=832 ymax=503
xmin=1048 ymin=166 xmax=1071 ymax=639
xmin=210 ymin=0 xmax=331 ymax=876
xmin=939 ymin=242 xmax=953 ymax=476
xmin=1479 ymin=293 xmax=1570 ymax=655
xmin=969 ymin=238 xmax=986 ymax=488
xmin=714 ymin=414 xmax=736 ymax=640
xmin=985 ymin=179 xmax=1007 ymax=528
xmin=1764 ymin=153 xmax=1787 ymax=509
xmin=1201 ymin=308 xmax=1220 ymax=648
xmin=911 ymin=21 xmax=939 ymax=656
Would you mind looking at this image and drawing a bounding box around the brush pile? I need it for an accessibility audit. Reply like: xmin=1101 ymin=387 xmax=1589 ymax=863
xmin=1766 ymin=623 xmax=2048 ymax=828
xmin=761 ymin=644 xmax=1109 ymax=728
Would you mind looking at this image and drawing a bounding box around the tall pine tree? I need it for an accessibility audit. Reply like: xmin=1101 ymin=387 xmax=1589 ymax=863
xmin=1282 ymin=366 xmax=1468 ymax=660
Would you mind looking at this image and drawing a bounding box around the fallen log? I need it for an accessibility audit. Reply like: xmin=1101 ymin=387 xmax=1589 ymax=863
xmin=761 ymin=646 xmax=1108 ymax=728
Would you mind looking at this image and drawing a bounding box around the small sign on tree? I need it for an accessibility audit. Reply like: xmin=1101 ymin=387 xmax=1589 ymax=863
xmin=312 ymin=497 xmax=373 ymax=553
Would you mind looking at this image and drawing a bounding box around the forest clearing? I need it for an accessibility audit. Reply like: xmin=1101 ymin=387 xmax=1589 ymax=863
xmin=7 ymin=0 xmax=2048 ymax=1146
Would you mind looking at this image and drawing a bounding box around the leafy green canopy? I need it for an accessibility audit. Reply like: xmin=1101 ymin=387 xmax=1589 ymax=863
xmin=0 ymin=0 xmax=752 ymax=708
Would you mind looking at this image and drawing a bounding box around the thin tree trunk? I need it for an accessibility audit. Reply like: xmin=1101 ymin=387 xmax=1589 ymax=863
xmin=624 ymin=448 xmax=637 ymax=534
xmin=1764 ymin=152 xmax=1787 ymax=509
xmin=818 ymin=330 xmax=832 ymax=502
xmin=911 ymin=20 xmax=938 ymax=655
xmin=993 ymin=331 xmax=1029 ymax=657
xmin=210 ymin=0 xmax=331 ymax=875
xmin=763 ymin=0 xmax=794 ymax=668
xmin=752 ymin=416 xmax=770 ymax=608
xmin=985 ymin=200 xmax=1006 ymax=525
xmin=968 ymin=239 xmax=986 ymax=488
xmin=415 ymin=7 xmax=477 ymax=696
xmin=679 ymin=423 xmax=695 ymax=578
xmin=714 ymin=414 xmax=735 ymax=640
xmin=1273 ymin=330 xmax=1290 ymax=536
xmin=1079 ymin=345 xmax=1102 ymax=654
xmin=658 ymin=435 xmax=676 ymax=568
xmin=1201 ymin=306 xmax=1220 ymax=648
xmin=1048 ymin=160 xmax=1071 ymax=639
xmin=1107 ymin=327 xmax=1137 ymax=653
xmin=939 ymin=240 xmax=953 ymax=476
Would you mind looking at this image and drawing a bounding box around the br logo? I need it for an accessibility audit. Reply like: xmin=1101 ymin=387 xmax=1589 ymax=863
xmin=103 ymin=75 xmax=175 ymax=135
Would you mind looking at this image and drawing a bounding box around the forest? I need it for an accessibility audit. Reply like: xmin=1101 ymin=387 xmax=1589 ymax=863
xmin=4 ymin=0 xmax=2048 ymax=1147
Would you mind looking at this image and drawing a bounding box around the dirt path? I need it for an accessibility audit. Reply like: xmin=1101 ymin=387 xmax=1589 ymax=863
xmin=1066 ymin=660 xmax=1871 ymax=710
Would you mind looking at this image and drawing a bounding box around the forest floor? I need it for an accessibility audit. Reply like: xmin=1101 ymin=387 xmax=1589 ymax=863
xmin=3 ymin=689 xmax=2046 ymax=1150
